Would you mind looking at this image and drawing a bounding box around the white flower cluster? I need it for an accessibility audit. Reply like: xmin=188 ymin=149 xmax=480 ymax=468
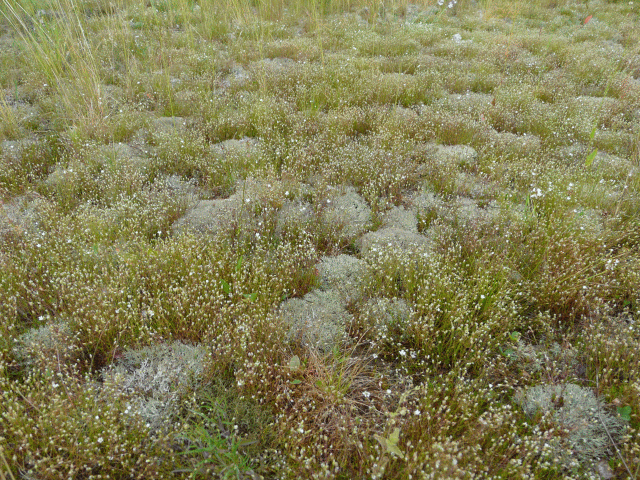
xmin=530 ymin=187 xmax=544 ymax=199
xmin=437 ymin=0 xmax=457 ymax=8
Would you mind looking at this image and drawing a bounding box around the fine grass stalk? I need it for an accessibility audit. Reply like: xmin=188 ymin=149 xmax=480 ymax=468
xmin=2 ymin=0 xmax=105 ymax=135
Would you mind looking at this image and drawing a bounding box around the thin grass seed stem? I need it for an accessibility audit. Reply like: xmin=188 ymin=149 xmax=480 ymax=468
xmin=0 ymin=449 xmax=17 ymax=480
xmin=595 ymin=371 xmax=634 ymax=478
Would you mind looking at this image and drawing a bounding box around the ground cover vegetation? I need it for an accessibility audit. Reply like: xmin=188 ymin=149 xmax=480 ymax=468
xmin=0 ymin=0 xmax=639 ymax=477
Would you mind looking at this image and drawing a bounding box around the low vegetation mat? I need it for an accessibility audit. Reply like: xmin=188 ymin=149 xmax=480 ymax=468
xmin=1 ymin=0 xmax=639 ymax=478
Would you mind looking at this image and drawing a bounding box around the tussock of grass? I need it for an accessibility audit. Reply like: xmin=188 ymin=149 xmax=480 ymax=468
xmin=1 ymin=0 xmax=640 ymax=478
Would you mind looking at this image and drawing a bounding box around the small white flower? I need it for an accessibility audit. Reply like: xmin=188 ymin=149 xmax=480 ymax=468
xmin=399 ymin=349 xmax=407 ymax=357
xmin=480 ymin=294 xmax=485 ymax=299
xmin=363 ymin=391 xmax=371 ymax=398
xmin=414 ymin=409 xmax=421 ymax=416
xmin=97 ymin=437 xmax=103 ymax=443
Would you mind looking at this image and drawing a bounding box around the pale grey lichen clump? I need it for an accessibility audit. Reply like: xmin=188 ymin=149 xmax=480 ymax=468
xmin=360 ymin=297 xmax=413 ymax=333
xmin=0 ymin=191 xmax=51 ymax=237
xmin=516 ymin=383 xmax=627 ymax=469
xmin=103 ymin=341 xmax=208 ymax=429
xmin=357 ymin=226 xmax=432 ymax=256
xmin=317 ymin=254 xmax=366 ymax=304
xmin=12 ymin=320 xmax=77 ymax=370
xmin=380 ymin=205 xmax=419 ymax=232
xmin=279 ymin=289 xmax=352 ymax=350
xmin=320 ymin=186 xmax=373 ymax=239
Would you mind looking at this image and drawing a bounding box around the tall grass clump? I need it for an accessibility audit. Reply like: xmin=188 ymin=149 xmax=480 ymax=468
xmin=0 ymin=95 xmax=21 ymax=140
xmin=2 ymin=0 xmax=107 ymax=136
